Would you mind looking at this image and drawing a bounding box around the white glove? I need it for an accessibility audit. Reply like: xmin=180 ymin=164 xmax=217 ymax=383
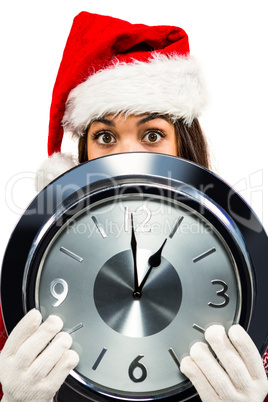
xmin=0 ymin=309 xmax=79 ymax=402
xmin=180 ymin=324 xmax=268 ymax=402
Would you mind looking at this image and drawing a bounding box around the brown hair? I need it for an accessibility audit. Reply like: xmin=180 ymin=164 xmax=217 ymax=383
xmin=175 ymin=118 xmax=210 ymax=169
xmin=78 ymin=118 xmax=210 ymax=169
xmin=78 ymin=131 xmax=89 ymax=164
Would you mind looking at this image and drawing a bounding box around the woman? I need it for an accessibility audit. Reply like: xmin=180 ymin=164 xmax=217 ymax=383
xmin=0 ymin=11 xmax=267 ymax=401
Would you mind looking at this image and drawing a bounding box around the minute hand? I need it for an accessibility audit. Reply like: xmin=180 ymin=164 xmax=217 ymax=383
xmin=130 ymin=213 xmax=139 ymax=293
xmin=138 ymin=238 xmax=167 ymax=293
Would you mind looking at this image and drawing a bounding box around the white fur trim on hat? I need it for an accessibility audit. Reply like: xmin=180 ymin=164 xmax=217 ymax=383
xmin=35 ymin=152 xmax=77 ymax=192
xmin=62 ymin=54 xmax=207 ymax=137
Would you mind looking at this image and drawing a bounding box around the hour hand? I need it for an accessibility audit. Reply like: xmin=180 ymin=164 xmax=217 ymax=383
xmin=130 ymin=213 xmax=139 ymax=293
xmin=138 ymin=238 xmax=167 ymax=293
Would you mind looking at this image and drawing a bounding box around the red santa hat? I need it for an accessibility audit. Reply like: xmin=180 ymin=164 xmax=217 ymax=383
xmin=35 ymin=11 xmax=207 ymax=191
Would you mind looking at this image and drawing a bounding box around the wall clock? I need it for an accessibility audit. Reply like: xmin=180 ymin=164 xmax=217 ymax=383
xmin=1 ymin=153 xmax=268 ymax=401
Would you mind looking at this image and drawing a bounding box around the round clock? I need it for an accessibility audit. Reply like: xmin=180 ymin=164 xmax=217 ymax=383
xmin=1 ymin=153 xmax=268 ymax=401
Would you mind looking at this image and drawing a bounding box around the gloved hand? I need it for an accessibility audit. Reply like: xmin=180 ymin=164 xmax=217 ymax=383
xmin=180 ymin=324 xmax=268 ymax=402
xmin=0 ymin=309 xmax=79 ymax=402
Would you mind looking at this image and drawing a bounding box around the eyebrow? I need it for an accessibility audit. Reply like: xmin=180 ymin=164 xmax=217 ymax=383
xmin=92 ymin=114 xmax=171 ymax=127
xmin=137 ymin=114 xmax=171 ymax=125
xmin=92 ymin=117 xmax=116 ymax=126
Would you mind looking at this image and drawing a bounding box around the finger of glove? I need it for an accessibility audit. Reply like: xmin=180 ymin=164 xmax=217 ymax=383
xmin=205 ymin=325 xmax=252 ymax=391
xmin=180 ymin=355 xmax=220 ymax=402
xmin=188 ymin=341 xmax=239 ymax=400
xmin=45 ymin=349 xmax=79 ymax=393
xmin=228 ymin=325 xmax=267 ymax=381
xmin=1 ymin=309 xmax=42 ymax=357
xmin=15 ymin=314 xmax=63 ymax=370
xmin=30 ymin=332 xmax=74 ymax=379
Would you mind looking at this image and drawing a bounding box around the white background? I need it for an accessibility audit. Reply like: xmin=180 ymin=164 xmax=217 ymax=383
xmin=0 ymin=0 xmax=267 ymax=263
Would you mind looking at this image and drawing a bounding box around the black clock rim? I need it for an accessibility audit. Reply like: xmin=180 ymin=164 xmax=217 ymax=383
xmin=1 ymin=152 xmax=268 ymax=401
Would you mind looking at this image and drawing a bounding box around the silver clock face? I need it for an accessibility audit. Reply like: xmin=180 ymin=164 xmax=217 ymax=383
xmin=34 ymin=187 xmax=242 ymax=399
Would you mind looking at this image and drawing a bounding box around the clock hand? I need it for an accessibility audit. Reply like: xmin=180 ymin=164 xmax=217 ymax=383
xmin=133 ymin=218 xmax=179 ymax=298
xmin=137 ymin=238 xmax=167 ymax=294
xmin=130 ymin=213 xmax=139 ymax=295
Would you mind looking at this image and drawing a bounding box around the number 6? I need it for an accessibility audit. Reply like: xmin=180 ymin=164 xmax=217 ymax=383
xmin=128 ymin=355 xmax=147 ymax=383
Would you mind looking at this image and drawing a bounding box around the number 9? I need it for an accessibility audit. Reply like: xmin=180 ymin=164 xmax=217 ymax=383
xmin=50 ymin=278 xmax=68 ymax=307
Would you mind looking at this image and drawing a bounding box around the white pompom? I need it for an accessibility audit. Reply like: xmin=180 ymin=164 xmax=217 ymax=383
xmin=35 ymin=153 xmax=77 ymax=192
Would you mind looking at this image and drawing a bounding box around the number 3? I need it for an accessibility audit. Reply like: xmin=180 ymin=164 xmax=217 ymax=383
xmin=208 ymin=279 xmax=229 ymax=308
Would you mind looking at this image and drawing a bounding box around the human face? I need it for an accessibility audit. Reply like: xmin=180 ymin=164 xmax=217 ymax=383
xmin=86 ymin=114 xmax=178 ymax=160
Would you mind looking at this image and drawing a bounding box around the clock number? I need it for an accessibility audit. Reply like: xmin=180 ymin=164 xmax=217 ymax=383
xmin=208 ymin=279 xmax=229 ymax=308
xmin=135 ymin=206 xmax=151 ymax=232
xmin=50 ymin=278 xmax=68 ymax=307
xmin=128 ymin=355 xmax=147 ymax=383
xmin=125 ymin=206 xmax=152 ymax=232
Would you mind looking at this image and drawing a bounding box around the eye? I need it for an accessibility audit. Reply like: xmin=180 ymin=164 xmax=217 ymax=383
xmin=96 ymin=132 xmax=116 ymax=144
xmin=143 ymin=131 xmax=163 ymax=143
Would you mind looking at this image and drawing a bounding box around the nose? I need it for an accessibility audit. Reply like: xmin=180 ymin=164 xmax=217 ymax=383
xmin=118 ymin=139 xmax=145 ymax=153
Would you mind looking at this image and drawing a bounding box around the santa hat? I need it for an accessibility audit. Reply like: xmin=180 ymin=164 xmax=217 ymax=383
xmin=35 ymin=11 xmax=207 ymax=191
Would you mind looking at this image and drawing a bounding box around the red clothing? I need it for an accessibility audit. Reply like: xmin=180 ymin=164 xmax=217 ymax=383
xmin=264 ymin=349 xmax=268 ymax=376
xmin=264 ymin=349 xmax=268 ymax=402
xmin=0 ymin=305 xmax=7 ymax=399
